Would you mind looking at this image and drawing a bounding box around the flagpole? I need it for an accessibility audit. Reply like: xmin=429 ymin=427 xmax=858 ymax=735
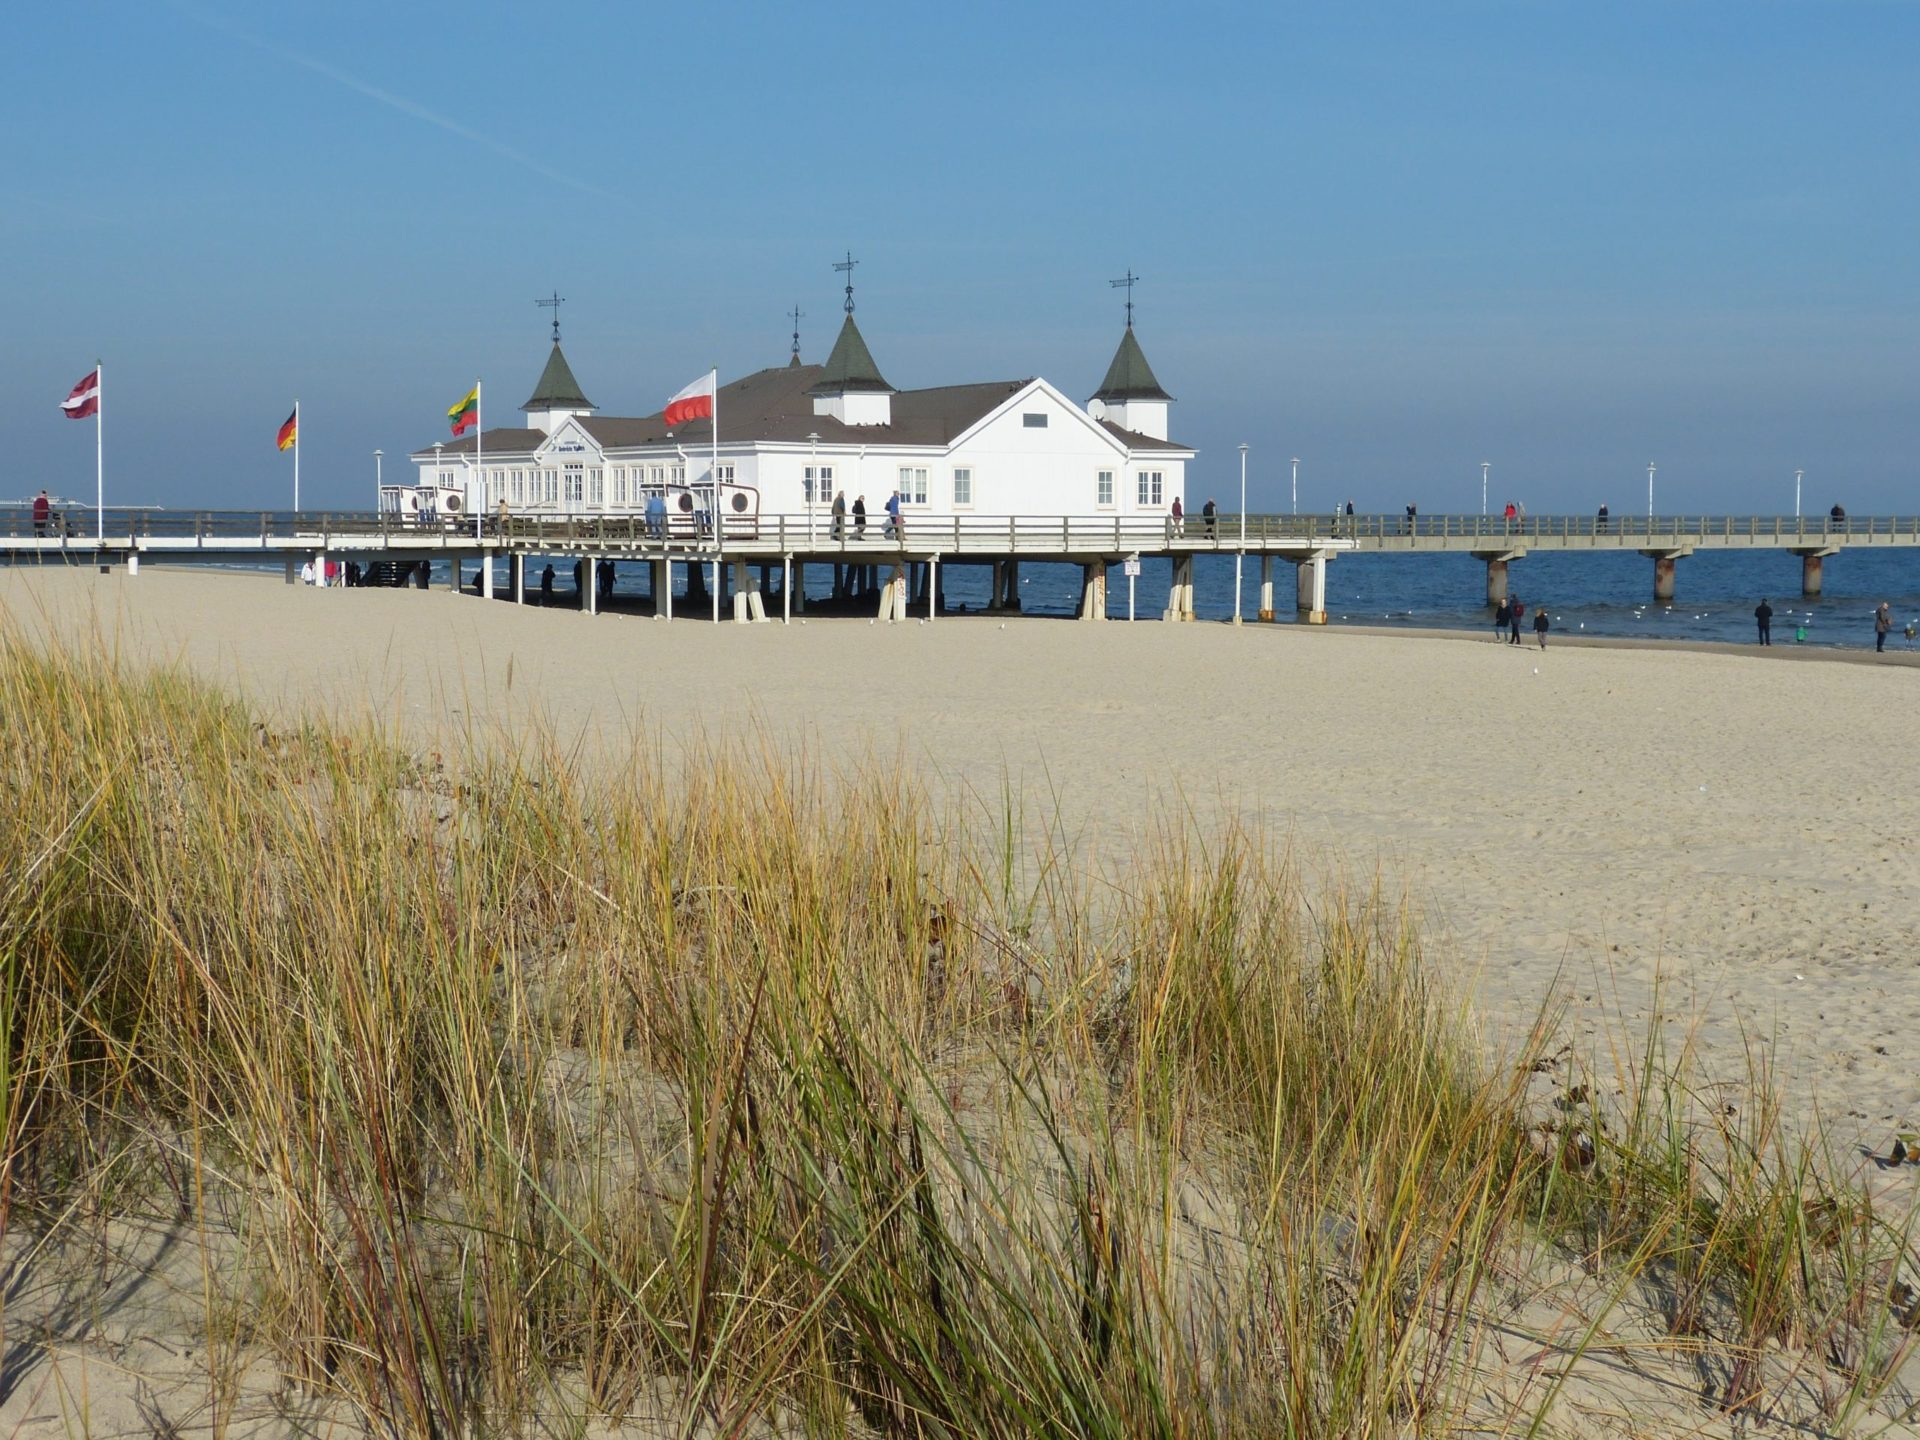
xmin=711 ymin=366 xmax=719 ymax=547
xmin=474 ymin=379 xmax=484 ymax=541
xmin=293 ymin=399 xmax=301 ymax=512
xmin=95 ymin=359 xmax=104 ymax=543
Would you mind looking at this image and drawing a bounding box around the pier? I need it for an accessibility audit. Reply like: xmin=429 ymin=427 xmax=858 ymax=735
xmin=3 ymin=510 xmax=1916 ymax=622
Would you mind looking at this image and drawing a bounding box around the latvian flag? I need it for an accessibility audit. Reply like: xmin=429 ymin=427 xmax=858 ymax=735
xmin=663 ymin=369 xmax=716 ymax=428
xmin=61 ymin=368 xmax=100 ymax=420
xmin=276 ymin=409 xmax=298 ymax=451
xmin=448 ymin=386 xmax=479 ymax=436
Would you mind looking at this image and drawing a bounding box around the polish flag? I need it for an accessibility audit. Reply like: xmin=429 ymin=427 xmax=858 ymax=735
xmin=61 ymin=368 xmax=101 ymax=420
xmin=663 ymin=369 xmax=716 ymax=428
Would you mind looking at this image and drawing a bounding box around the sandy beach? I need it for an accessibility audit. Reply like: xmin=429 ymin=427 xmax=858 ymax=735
xmin=5 ymin=563 xmax=1915 ymax=1144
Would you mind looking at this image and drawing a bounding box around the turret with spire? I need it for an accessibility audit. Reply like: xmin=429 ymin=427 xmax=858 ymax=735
xmin=809 ymin=252 xmax=894 ymax=425
xmin=1088 ymin=270 xmax=1172 ymax=440
xmin=523 ymin=294 xmax=598 ymax=434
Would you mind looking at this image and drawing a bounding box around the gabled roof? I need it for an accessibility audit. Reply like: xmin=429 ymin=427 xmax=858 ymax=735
xmin=809 ymin=315 xmax=893 ymax=394
xmin=413 ymin=427 xmax=546 ymax=460
xmin=522 ymin=342 xmax=596 ymax=413
xmin=1091 ymin=326 xmax=1172 ymax=403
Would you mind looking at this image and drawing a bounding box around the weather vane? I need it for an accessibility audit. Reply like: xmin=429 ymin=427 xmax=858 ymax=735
xmin=789 ymin=303 xmax=805 ymax=360
xmin=834 ymin=252 xmax=859 ymax=315
xmin=1109 ymin=269 xmax=1139 ymax=328
xmin=536 ymin=291 xmax=565 ymax=343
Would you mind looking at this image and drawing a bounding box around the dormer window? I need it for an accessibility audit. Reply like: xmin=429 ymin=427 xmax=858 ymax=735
xmin=1022 ymin=413 xmax=1048 ymax=428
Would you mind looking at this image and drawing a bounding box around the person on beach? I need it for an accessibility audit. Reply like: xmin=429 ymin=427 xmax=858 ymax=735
xmin=1533 ymin=605 xmax=1549 ymax=649
xmin=1876 ymin=601 xmax=1893 ymax=652
xmin=830 ymin=490 xmax=846 ymax=540
xmin=1754 ymin=598 xmax=1773 ymax=645
xmin=540 ymin=564 xmax=554 ymax=603
xmin=885 ymin=489 xmax=903 ymax=540
xmin=1509 ymin=596 xmax=1525 ymax=646
xmin=32 ymin=490 xmax=49 ymax=536
xmin=1202 ymin=498 xmax=1218 ymax=536
xmin=853 ymin=495 xmax=867 ymax=538
xmin=1494 ymin=598 xmax=1511 ymax=641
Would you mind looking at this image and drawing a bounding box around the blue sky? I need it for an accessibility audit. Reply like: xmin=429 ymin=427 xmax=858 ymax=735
xmin=5 ymin=1 xmax=1915 ymax=513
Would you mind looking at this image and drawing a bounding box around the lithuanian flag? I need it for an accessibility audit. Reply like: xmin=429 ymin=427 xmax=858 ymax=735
xmin=276 ymin=408 xmax=298 ymax=451
xmin=448 ymin=386 xmax=479 ymax=436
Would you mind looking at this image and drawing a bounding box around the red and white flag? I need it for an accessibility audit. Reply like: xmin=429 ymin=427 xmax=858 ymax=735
xmin=663 ymin=369 xmax=716 ymax=428
xmin=61 ymin=368 xmax=101 ymax=420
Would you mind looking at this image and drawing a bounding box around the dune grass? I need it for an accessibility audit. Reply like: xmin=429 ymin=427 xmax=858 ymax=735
xmin=0 ymin=634 xmax=1915 ymax=1436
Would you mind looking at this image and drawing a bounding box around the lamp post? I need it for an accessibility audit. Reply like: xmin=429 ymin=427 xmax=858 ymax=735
xmin=808 ymin=431 xmax=820 ymax=542
xmin=1794 ymin=468 xmax=1803 ymax=519
xmin=1235 ymin=443 xmax=1248 ymax=625
xmin=374 ymin=449 xmax=383 ymax=503
xmin=1481 ymin=461 xmax=1489 ymax=517
xmin=1647 ymin=462 xmax=1656 ymax=521
xmin=1290 ymin=456 xmax=1299 ymax=516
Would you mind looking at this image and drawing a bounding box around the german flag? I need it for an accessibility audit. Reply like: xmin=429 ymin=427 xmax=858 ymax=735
xmin=448 ymin=386 xmax=479 ymax=436
xmin=276 ymin=408 xmax=298 ymax=451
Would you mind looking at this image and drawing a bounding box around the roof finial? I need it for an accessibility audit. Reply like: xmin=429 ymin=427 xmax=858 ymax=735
xmin=536 ymin=290 xmax=565 ymax=344
xmin=834 ymin=251 xmax=859 ymax=315
xmin=788 ymin=303 xmax=805 ymax=361
xmin=1109 ymin=268 xmax=1139 ymax=329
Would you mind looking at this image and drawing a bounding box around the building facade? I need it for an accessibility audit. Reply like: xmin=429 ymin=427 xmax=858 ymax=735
xmin=403 ymin=311 xmax=1193 ymax=526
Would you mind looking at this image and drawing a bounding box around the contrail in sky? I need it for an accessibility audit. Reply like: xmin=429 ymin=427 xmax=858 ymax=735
xmin=168 ymin=1 xmax=630 ymax=207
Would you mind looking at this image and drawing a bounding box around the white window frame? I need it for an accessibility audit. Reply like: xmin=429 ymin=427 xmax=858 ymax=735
xmin=564 ymin=464 xmax=584 ymax=507
xmin=589 ymin=467 xmax=604 ymax=506
xmin=952 ymin=466 xmax=973 ymax=507
xmin=1097 ymin=469 xmax=1114 ymax=508
xmin=898 ymin=465 xmax=929 ymax=505
xmin=1137 ymin=470 xmax=1164 ymax=506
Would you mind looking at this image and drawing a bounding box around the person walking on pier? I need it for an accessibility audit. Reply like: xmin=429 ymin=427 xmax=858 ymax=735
xmin=1202 ymin=498 xmax=1218 ymax=536
xmin=1508 ymin=596 xmax=1525 ymax=646
xmin=32 ymin=490 xmax=49 ymax=537
xmin=1876 ymin=601 xmax=1893 ymax=653
xmin=853 ymin=494 xmax=867 ymax=539
xmin=1493 ymin=598 xmax=1511 ymax=642
xmin=646 ymin=490 xmax=667 ymax=539
xmin=1596 ymin=502 xmax=1610 ymax=532
xmin=1533 ymin=605 xmax=1550 ymax=649
xmin=1754 ymin=598 xmax=1773 ymax=645
xmin=885 ymin=489 xmax=903 ymax=541
xmin=1171 ymin=496 xmax=1183 ymax=533
xmin=830 ymin=490 xmax=846 ymax=541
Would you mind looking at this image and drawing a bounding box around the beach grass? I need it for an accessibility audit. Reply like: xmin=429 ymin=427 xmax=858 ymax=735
xmin=1 ymin=633 xmax=1915 ymax=1436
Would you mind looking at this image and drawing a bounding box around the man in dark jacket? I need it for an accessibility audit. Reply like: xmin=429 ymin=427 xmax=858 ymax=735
xmin=1754 ymin=598 xmax=1773 ymax=646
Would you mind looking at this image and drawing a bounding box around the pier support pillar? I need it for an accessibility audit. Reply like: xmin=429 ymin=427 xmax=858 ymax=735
xmin=1485 ymin=559 xmax=1509 ymax=606
xmin=879 ymin=563 xmax=910 ymax=622
xmin=1079 ymin=560 xmax=1108 ymax=621
xmin=1800 ymin=552 xmax=1826 ymax=598
xmin=650 ymin=558 xmax=669 ymax=617
xmin=284 ymin=557 xmax=297 ymax=586
xmin=1296 ymin=554 xmax=1328 ymax=625
xmin=512 ymin=554 xmax=526 ymax=605
xmin=792 ymin=561 xmax=806 ymax=614
xmin=732 ymin=559 xmax=768 ymax=623
xmin=446 ymin=558 xmax=459 ymax=593
xmin=990 ymin=560 xmax=1022 ymax=613
xmin=1653 ymin=556 xmax=1676 ymax=602
xmin=927 ymin=557 xmax=938 ymax=619
xmin=585 ymin=560 xmax=598 ymax=615
xmin=482 ymin=555 xmax=494 ymax=600
xmin=1163 ymin=555 xmax=1196 ymax=622
xmin=1258 ymin=554 xmax=1275 ymax=621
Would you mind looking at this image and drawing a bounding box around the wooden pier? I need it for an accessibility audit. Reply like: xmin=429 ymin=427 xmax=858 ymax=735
xmin=4 ymin=510 xmax=1917 ymax=621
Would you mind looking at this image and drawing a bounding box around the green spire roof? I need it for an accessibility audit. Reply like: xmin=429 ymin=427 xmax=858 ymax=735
xmin=522 ymin=342 xmax=596 ymax=413
xmin=809 ymin=315 xmax=893 ymax=394
xmin=1091 ymin=326 xmax=1171 ymax=403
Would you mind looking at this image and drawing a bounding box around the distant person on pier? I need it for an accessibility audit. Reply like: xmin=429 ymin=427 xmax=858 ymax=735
xmin=1503 ymin=501 xmax=1517 ymax=528
xmin=1830 ymin=502 xmax=1846 ymax=527
xmin=1754 ymin=598 xmax=1773 ymax=645
xmin=1876 ymin=601 xmax=1893 ymax=652
xmin=1494 ymin=598 xmax=1511 ymax=641
xmin=1508 ymin=596 xmax=1525 ymax=646
xmin=1405 ymin=502 xmax=1417 ymax=535
xmin=540 ymin=564 xmax=554 ymax=604
xmin=885 ymin=489 xmax=903 ymax=540
xmin=1596 ymin=502 xmax=1610 ymax=532
xmin=1202 ymin=498 xmax=1218 ymax=536
xmin=1344 ymin=498 xmax=1355 ymax=535
xmin=853 ymin=494 xmax=867 ymax=538
xmin=830 ymin=490 xmax=846 ymax=540
xmin=32 ymin=490 xmax=49 ymax=536
xmin=1533 ymin=605 xmax=1549 ymax=649
xmin=1170 ymin=496 xmax=1183 ymax=533
xmin=646 ymin=490 xmax=667 ymax=539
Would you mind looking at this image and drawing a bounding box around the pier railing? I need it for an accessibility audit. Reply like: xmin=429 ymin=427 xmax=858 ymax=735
xmin=2 ymin=508 xmax=1916 ymax=554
